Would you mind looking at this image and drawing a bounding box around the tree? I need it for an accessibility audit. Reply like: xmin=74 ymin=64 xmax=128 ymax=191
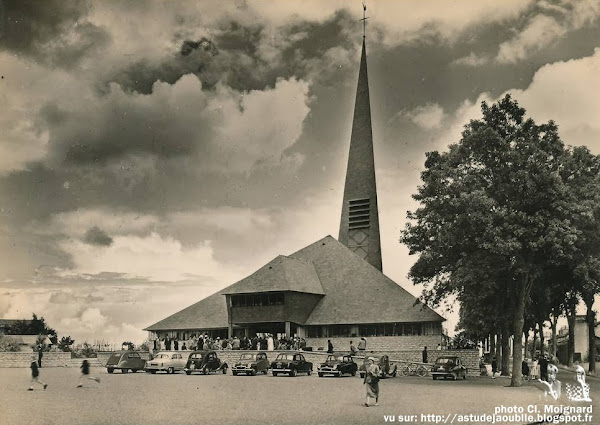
xmin=122 ymin=341 xmax=135 ymax=351
xmin=8 ymin=314 xmax=57 ymax=343
xmin=402 ymin=95 xmax=580 ymax=386
xmin=58 ymin=336 xmax=75 ymax=352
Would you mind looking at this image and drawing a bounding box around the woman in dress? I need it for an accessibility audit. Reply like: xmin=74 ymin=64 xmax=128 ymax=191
xmin=363 ymin=357 xmax=381 ymax=407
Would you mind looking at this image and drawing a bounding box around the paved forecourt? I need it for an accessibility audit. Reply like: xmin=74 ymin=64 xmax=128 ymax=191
xmin=0 ymin=367 xmax=573 ymax=425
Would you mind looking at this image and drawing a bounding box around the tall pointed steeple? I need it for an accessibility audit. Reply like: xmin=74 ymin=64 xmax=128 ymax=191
xmin=338 ymin=34 xmax=382 ymax=271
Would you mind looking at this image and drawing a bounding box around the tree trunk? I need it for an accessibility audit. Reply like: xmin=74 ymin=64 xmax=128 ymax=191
xmin=586 ymin=300 xmax=596 ymax=373
xmin=538 ymin=319 xmax=545 ymax=357
xmin=495 ymin=332 xmax=502 ymax=367
xmin=523 ymin=331 xmax=528 ymax=362
xmin=551 ymin=315 xmax=558 ymax=358
xmin=501 ymin=324 xmax=510 ymax=376
xmin=567 ymin=309 xmax=576 ymax=367
xmin=532 ymin=327 xmax=538 ymax=359
xmin=511 ymin=282 xmax=528 ymax=387
xmin=490 ymin=333 xmax=496 ymax=360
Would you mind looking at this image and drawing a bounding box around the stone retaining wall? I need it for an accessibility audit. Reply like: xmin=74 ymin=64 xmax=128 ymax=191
xmin=306 ymin=335 xmax=443 ymax=352
xmin=0 ymin=351 xmax=72 ymax=368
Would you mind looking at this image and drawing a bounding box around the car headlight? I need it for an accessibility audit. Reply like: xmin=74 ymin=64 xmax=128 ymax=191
xmin=333 ymin=364 xmax=338 ymax=370
xmin=248 ymin=363 xmax=253 ymax=368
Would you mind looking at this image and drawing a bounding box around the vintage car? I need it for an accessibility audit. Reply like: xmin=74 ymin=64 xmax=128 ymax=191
xmin=432 ymin=356 xmax=467 ymax=380
xmin=358 ymin=355 xmax=397 ymax=379
xmin=184 ymin=350 xmax=228 ymax=375
xmin=231 ymin=352 xmax=269 ymax=376
xmin=105 ymin=351 xmax=147 ymax=374
xmin=144 ymin=351 xmax=187 ymax=374
xmin=270 ymin=352 xmax=313 ymax=377
xmin=317 ymin=354 xmax=358 ymax=377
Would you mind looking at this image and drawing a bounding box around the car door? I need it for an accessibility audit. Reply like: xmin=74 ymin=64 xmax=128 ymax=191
xmin=207 ymin=352 xmax=218 ymax=370
xmin=257 ymin=353 xmax=266 ymax=371
xmin=296 ymin=354 xmax=307 ymax=372
xmin=172 ymin=353 xmax=185 ymax=370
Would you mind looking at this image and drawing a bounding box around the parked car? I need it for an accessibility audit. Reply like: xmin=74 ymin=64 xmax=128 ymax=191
xmin=184 ymin=350 xmax=228 ymax=375
xmin=270 ymin=352 xmax=312 ymax=377
xmin=431 ymin=356 xmax=467 ymax=380
xmin=232 ymin=352 xmax=269 ymax=376
xmin=358 ymin=355 xmax=397 ymax=379
xmin=317 ymin=354 xmax=358 ymax=377
xmin=144 ymin=352 xmax=187 ymax=374
xmin=106 ymin=351 xmax=147 ymax=374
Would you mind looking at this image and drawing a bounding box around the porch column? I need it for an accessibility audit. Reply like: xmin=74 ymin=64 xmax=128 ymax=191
xmin=228 ymin=323 xmax=233 ymax=339
xmin=285 ymin=321 xmax=291 ymax=337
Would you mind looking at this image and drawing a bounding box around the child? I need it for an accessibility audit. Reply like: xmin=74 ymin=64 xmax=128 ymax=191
xmin=28 ymin=356 xmax=47 ymax=391
xmin=77 ymin=359 xmax=100 ymax=388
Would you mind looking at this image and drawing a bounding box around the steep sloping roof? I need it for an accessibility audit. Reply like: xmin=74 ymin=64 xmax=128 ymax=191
xmin=145 ymin=235 xmax=444 ymax=331
xmin=222 ymin=255 xmax=324 ymax=295
xmin=291 ymin=236 xmax=444 ymax=325
xmin=144 ymin=290 xmax=229 ymax=331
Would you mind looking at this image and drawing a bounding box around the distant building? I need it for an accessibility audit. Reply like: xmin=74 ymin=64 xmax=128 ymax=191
xmin=556 ymin=315 xmax=600 ymax=363
xmin=0 ymin=319 xmax=33 ymax=334
xmin=145 ymin=31 xmax=445 ymax=351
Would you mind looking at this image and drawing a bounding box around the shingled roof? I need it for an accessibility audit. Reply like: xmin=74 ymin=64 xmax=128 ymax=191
xmin=145 ymin=235 xmax=443 ymax=332
xmin=291 ymin=236 xmax=443 ymax=324
xmin=144 ymin=290 xmax=229 ymax=331
xmin=222 ymin=255 xmax=324 ymax=296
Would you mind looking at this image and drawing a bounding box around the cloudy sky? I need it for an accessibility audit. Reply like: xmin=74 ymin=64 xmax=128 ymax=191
xmin=1 ymin=0 xmax=599 ymax=345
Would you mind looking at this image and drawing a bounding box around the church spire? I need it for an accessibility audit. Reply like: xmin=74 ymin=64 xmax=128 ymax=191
xmin=338 ymin=28 xmax=382 ymax=271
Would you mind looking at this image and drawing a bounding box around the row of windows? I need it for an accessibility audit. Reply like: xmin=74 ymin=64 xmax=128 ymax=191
xmin=306 ymin=322 xmax=442 ymax=338
xmin=231 ymin=293 xmax=285 ymax=307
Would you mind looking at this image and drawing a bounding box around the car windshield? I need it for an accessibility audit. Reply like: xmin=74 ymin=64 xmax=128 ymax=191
xmin=190 ymin=353 xmax=204 ymax=359
xmin=276 ymin=354 xmax=294 ymax=361
xmin=436 ymin=358 xmax=456 ymax=364
xmin=154 ymin=354 xmax=169 ymax=359
xmin=327 ymin=355 xmax=344 ymax=362
xmin=240 ymin=354 xmax=256 ymax=360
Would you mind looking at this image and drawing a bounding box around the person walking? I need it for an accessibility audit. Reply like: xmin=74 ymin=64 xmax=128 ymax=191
xmin=327 ymin=340 xmax=334 ymax=354
xmin=37 ymin=345 xmax=43 ymax=368
xmin=539 ymin=355 xmax=548 ymax=382
xmin=422 ymin=346 xmax=428 ymax=364
xmin=77 ymin=360 xmax=100 ymax=388
xmin=28 ymin=356 xmax=47 ymax=391
xmin=491 ymin=356 xmax=498 ymax=379
xmin=350 ymin=341 xmax=357 ymax=356
xmin=363 ymin=357 xmax=381 ymax=407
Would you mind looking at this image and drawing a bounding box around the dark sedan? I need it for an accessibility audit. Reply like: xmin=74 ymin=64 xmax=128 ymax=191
xmin=232 ymin=352 xmax=269 ymax=376
xmin=432 ymin=356 xmax=467 ymax=380
xmin=106 ymin=351 xmax=147 ymax=374
xmin=318 ymin=354 xmax=357 ymax=377
xmin=184 ymin=350 xmax=228 ymax=375
xmin=270 ymin=353 xmax=312 ymax=377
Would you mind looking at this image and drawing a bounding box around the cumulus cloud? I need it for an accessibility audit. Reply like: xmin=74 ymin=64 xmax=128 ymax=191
xmin=496 ymin=2 xmax=600 ymax=64
xmin=451 ymin=52 xmax=489 ymax=67
xmin=399 ymin=103 xmax=446 ymax=130
xmin=83 ymin=226 xmax=113 ymax=246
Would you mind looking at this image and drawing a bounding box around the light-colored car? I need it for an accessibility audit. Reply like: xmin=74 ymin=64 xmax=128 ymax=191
xmin=145 ymin=352 xmax=187 ymax=374
xmin=232 ymin=352 xmax=269 ymax=376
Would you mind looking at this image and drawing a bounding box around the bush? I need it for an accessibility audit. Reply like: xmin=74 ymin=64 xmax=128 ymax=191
xmin=0 ymin=334 xmax=21 ymax=352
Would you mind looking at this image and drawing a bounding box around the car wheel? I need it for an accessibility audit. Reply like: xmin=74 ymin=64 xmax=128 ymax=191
xmin=273 ymin=372 xmax=278 ymax=377
xmin=202 ymin=367 xmax=208 ymax=375
xmin=452 ymin=373 xmax=457 ymax=381
xmin=131 ymin=369 xmax=137 ymax=373
xmin=250 ymin=370 xmax=256 ymax=376
xmin=463 ymin=373 xmax=467 ymax=380
xmin=167 ymin=367 xmax=174 ymax=374
xmin=107 ymin=368 xmax=114 ymax=374
xmin=318 ymin=372 xmax=324 ymax=377
xmin=186 ymin=370 xmax=192 ymax=375
xmin=351 ymin=370 xmax=356 ymax=377
xmin=432 ymin=375 xmax=437 ymax=380
xmin=150 ymin=370 xmax=156 ymax=374
xmin=233 ymin=371 xmax=238 ymax=376
xmin=121 ymin=369 xmax=128 ymax=374
xmin=290 ymin=369 xmax=297 ymax=377
xmin=307 ymin=369 xmax=312 ymax=376
xmin=360 ymin=372 xmax=365 ymax=379
xmin=222 ymin=366 xmax=227 ymax=375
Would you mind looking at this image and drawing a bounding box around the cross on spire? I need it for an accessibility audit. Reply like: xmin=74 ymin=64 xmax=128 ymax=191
xmin=359 ymin=1 xmax=369 ymax=38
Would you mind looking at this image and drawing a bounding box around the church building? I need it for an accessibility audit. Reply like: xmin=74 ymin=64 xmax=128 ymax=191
xmin=145 ymin=31 xmax=444 ymax=351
